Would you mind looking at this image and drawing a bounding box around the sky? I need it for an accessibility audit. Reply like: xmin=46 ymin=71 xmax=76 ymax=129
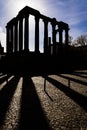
xmin=0 ymin=0 xmax=87 ymax=52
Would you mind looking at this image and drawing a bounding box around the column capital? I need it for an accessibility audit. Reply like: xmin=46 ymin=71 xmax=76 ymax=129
xmin=34 ymin=10 xmax=40 ymax=17
xmin=58 ymin=27 xmax=63 ymax=32
xmin=23 ymin=13 xmax=29 ymax=19
xmin=65 ymin=27 xmax=70 ymax=31
xmin=35 ymin=15 xmax=40 ymax=22
xmin=43 ymin=17 xmax=49 ymax=23
xmin=6 ymin=18 xmax=16 ymax=30
xmin=18 ymin=17 xmax=23 ymax=24
xmin=17 ymin=14 xmax=23 ymax=20
xmin=51 ymin=18 xmax=56 ymax=26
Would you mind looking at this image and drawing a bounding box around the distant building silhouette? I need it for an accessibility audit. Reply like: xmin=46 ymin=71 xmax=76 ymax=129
xmin=6 ymin=6 xmax=69 ymax=55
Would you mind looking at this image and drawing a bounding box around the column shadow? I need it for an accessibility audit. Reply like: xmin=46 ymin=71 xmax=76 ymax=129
xmin=73 ymin=71 xmax=87 ymax=78
xmin=0 ymin=74 xmax=11 ymax=84
xmin=43 ymin=77 xmax=53 ymax=101
xmin=45 ymin=76 xmax=87 ymax=112
xmin=58 ymin=74 xmax=87 ymax=87
xmin=0 ymin=73 xmax=6 ymax=77
xmin=0 ymin=76 xmax=20 ymax=126
xmin=18 ymin=76 xmax=52 ymax=130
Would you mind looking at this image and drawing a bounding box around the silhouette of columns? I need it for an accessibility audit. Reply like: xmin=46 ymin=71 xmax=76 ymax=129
xmin=48 ymin=37 xmax=51 ymax=54
xmin=14 ymin=20 xmax=18 ymax=52
xmin=6 ymin=26 xmax=10 ymax=53
xmin=65 ymin=28 xmax=69 ymax=46
xmin=6 ymin=26 xmax=13 ymax=53
xmin=35 ymin=16 xmax=40 ymax=53
xmin=43 ymin=20 xmax=48 ymax=54
xmin=10 ymin=25 xmax=13 ymax=53
xmin=24 ymin=14 xmax=29 ymax=51
xmin=51 ymin=18 xmax=56 ymax=55
xmin=6 ymin=6 xmax=70 ymax=55
xmin=19 ymin=17 xmax=23 ymax=51
xmin=6 ymin=23 xmax=14 ymax=53
xmin=58 ymin=26 xmax=63 ymax=44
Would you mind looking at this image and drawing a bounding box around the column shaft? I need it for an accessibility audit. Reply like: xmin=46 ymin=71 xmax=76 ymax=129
xmin=48 ymin=37 xmax=51 ymax=54
xmin=52 ymin=24 xmax=56 ymax=55
xmin=10 ymin=26 xmax=13 ymax=53
xmin=65 ymin=29 xmax=69 ymax=46
xmin=6 ymin=27 xmax=9 ymax=53
xmin=59 ymin=27 xmax=63 ymax=44
xmin=14 ymin=21 xmax=18 ymax=52
xmin=24 ymin=15 xmax=29 ymax=51
xmin=19 ymin=18 xmax=23 ymax=51
xmin=35 ymin=16 xmax=39 ymax=53
xmin=44 ymin=20 xmax=48 ymax=54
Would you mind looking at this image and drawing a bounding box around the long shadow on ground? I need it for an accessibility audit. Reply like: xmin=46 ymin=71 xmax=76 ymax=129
xmin=0 ymin=76 xmax=20 ymax=126
xmin=45 ymin=76 xmax=87 ymax=112
xmin=0 ymin=74 xmax=12 ymax=84
xmin=58 ymin=74 xmax=87 ymax=86
xmin=73 ymin=71 xmax=87 ymax=78
xmin=18 ymin=76 xmax=52 ymax=130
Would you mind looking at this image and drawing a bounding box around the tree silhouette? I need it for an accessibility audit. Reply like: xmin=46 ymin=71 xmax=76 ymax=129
xmin=72 ymin=34 xmax=87 ymax=47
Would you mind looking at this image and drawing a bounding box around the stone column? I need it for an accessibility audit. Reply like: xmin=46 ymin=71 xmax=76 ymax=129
xmin=48 ymin=37 xmax=51 ymax=54
xmin=43 ymin=20 xmax=48 ymax=54
xmin=51 ymin=18 xmax=56 ymax=55
xmin=58 ymin=26 xmax=63 ymax=44
xmin=35 ymin=16 xmax=40 ymax=53
xmin=6 ymin=26 xmax=10 ymax=53
xmin=24 ymin=14 xmax=29 ymax=51
xmin=65 ymin=29 xmax=69 ymax=46
xmin=14 ymin=19 xmax=18 ymax=52
xmin=7 ymin=25 xmax=13 ymax=53
xmin=10 ymin=25 xmax=13 ymax=53
xmin=19 ymin=17 xmax=23 ymax=51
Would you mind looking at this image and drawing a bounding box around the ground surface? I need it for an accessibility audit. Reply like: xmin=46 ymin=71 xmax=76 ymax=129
xmin=0 ymin=70 xmax=87 ymax=130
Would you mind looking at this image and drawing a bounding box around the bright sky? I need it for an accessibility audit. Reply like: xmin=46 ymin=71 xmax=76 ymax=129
xmin=0 ymin=0 xmax=87 ymax=52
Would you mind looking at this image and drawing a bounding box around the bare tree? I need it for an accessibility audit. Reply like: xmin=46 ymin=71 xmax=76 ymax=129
xmin=72 ymin=34 xmax=87 ymax=47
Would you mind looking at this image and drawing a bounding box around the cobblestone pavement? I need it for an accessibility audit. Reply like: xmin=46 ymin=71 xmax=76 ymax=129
xmin=0 ymin=70 xmax=87 ymax=130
